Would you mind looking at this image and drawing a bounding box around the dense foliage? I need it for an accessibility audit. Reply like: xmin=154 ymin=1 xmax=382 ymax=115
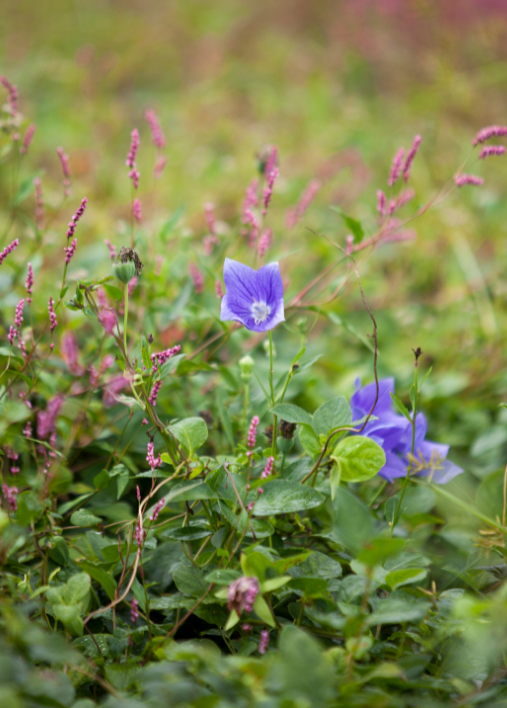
xmin=2 ymin=5 xmax=507 ymax=704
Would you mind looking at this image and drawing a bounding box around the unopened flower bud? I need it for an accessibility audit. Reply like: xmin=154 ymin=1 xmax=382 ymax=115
xmin=239 ymin=355 xmax=254 ymax=382
xmin=113 ymin=260 xmax=136 ymax=284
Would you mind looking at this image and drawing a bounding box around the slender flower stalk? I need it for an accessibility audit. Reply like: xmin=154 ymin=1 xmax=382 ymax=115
xmin=34 ymin=177 xmax=44 ymax=231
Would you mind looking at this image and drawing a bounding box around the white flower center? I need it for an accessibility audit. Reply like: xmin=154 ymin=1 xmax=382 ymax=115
xmin=251 ymin=300 xmax=271 ymax=325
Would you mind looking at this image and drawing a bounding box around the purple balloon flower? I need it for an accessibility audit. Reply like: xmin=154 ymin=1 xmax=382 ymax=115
xmin=352 ymin=377 xmax=463 ymax=485
xmin=220 ymin=258 xmax=285 ymax=332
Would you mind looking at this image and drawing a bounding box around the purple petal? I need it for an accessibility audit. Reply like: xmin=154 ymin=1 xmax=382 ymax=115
xmin=351 ymin=378 xmax=395 ymax=420
xmin=378 ymin=451 xmax=408 ymax=482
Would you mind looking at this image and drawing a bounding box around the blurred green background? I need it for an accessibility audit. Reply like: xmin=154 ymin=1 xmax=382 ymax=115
xmin=2 ymin=0 xmax=507 ymax=488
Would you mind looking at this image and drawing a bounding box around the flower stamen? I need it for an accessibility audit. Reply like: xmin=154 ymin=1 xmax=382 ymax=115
xmin=251 ymin=300 xmax=271 ymax=325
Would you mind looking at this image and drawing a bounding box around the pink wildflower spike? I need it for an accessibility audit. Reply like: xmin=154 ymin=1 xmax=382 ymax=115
xmin=262 ymin=165 xmax=279 ymax=217
xmin=2 ymin=484 xmax=19 ymax=512
xmin=149 ymin=497 xmax=165 ymax=522
xmin=247 ymin=416 xmax=260 ymax=449
xmin=132 ymin=198 xmax=142 ymax=222
xmin=388 ymin=147 xmax=405 ymax=187
xmin=146 ymin=441 xmax=162 ymax=470
xmin=402 ymin=134 xmax=421 ymax=182
xmin=129 ymin=168 xmax=140 ymax=190
xmin=345 ymin=235 xmax=354 ymax=255
xmin=261 ymin=456 xmax=274 ymax=479
xmin=258 ymin=629 xmax=269 ymax=654
xmin=0 ymin=238 xmax=19 ymax=266
xmin=34 ymin=177 xmax=44 ymax=231
xmin=150 ymin=345 xmax=181 ymax=372
xmin=258 ymin=228 xmax=272 ymax=257
xmin=56 ymin=147 xmax=71 ymax=195
xmin=64 ymin=238 xmax=77 ymax=264
xmin=204 ymin=202 xmax=216 ymax=235
xmin=37 ymin=394 xmax=64 ymax=439
xmin=0 ymin=75 xmax=18 ymax=115
xmin=104 ymin=239 xmax=116 ymax=260
xmin=286 ymin=178 xmax=321 ymax=228
xmin=48 ymin=297 xmax=58 ymax=332
xmin=14 ymin=299 xmax=25 ymax=329
xmin=136 ymin=485 xmax=141 ymax=502
xmin=8 ymin=326 xmax=17 ymax=346
xmin=202 ymin=234 xmax=219 ymax=255
xmin=264 ymin=146 xmax=278 ymax=179
xmin=130 ymin=598 xmax=139 ymax=624
xmin=25 ymin=264 xmax=33 ymax=303
xmin=242 ymin=624 xmax=252 ymax=631
xmin=455 ymin=173 xmax=484 ymax=187
xmin=473 ymin=125 xmax=507 ymax=146
xmin=20 ymin=124 xmax=36 ymax=155
xmin=189 ymin=263 xmax=204 ymax=293
xmin=103 ymin=375 xmax=128 ymax=407
xmin=126 ymin=128 xmax=140 ymax=168
xmin=153 ymin=154 xmax=167 ymax=179
xmin=479 ymin=145 xmax=506 ymax=159
xmin=242 ymin=179 xmax=259 ymax=219
xmin=66 ymin=198 xmax=88 ymax=241
xmin=128 ymin=276 xmax=138 ymax=297
xmin=23 ymin=421 xmax=32 ymax=437
xmin=215 ymin=280 xmax=224 ymax=299
xmin=98 ymin=308 xmax=117 ymax=335
xmin=145 ymin=110 xmax=165 ymax=151
xmin=388 ymin=199 xmax=397 ymax=215
xmin=257 ymin=487 xmax=264 ymax=494
xmin=145 ymin=109 xmax=165 ymax=150
xmin=227 ymin=577 xmax=259 ymax=614
xmin=247 ymin=502 xmax=254 ymax=512
xmin=376 ymin=190 xmax=386 ymax=216
xmin=149 ymin=380 xmax=162 ymax=406
xmin=61 ymin=331 xmax=85 ymax=376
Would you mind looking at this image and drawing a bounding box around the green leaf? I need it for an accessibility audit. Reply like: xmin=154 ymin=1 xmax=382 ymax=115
xmin=299 ymin=425 xmax=321 ymax=458
xmin=205 ymin=569 xmax=241 ymax=585
xmin=262 ymin=575 xmax=291 ymax=593
xmin=332 ymin=487 xmax=374 ymax=554
xmin=330 ymin=206 xmax=365 ymax=241
xmin=159 ymin=354 xmax=186 ymax=380
xmin=52 ymin=603 xmax=81 ymax=625
xmin=253 ymin=595 xmax=276 ymax=627
xmin=291 ymin=551 xmax=342 ymax=580
xmin=13 ymin=172 xmax=42 ymax=206
xmin=288 ymin=577 xmax=329 ymax=598
xmin=102 ymin=283 xmax=123 ymax=302
xmin=169 ymin=416 xmax=208 ymax=454
xmin=252 ymin=480 xmax=325 ymax=516
xmin=357 ymin=538 xmax=406 ymax=567
xmin=390 ymin=393 xmax=412 ymax=422
xmin=271 ymin=403 xmax=313 ymax=428
xmin=116 ymin=469 xmax=130 ymax=500
xmin=63 ymin=573 xmax=91 ymax=604
xmin=224 ymin=609 xmax=240 ymax=631
xmin=173 ymin=565 xmax=208 ymax=597
xmin=331 ymin=436 xmax=385 ymax=485
xmin=70 ymin=509 xmax=102 ymax=527
xmin=160 ymin=205 xmax=185 ymax=242
xmin=167 ymin=525 xmax=212 ymax=541
xmin=385 ymin=568 xmax=427 ymax=590
xmin=291 ymin=347 xmax=306 ymax=367
xmin=366 ymin=597 xmax=429 ymax=627
xmin=78 ymin=561 xmax=117 ymax=601
xmin=313 ymin=397 xmax=352 ymax=436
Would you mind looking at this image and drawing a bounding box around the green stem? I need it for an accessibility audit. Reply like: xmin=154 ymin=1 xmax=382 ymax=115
xmin=123 ymin=284 xmax=129 ymax=360
xmin=268 ymin=331 xmax=277 ymax=457
xmin=391 ymin=366 xmax=418 ymax=534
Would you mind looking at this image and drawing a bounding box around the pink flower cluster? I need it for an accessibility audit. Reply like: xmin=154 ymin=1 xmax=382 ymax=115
xmin=0 ymin=238 xmax=19 ymax=266
xmin=146 ymin=441 xmax=162 ymax=470
xmin=25 ymin=264 xmax=33 ymax=303
xmin=149 ymin=497 xmax=165 ymax=522
xmin=388 ymin=147 xmax=405 ymax=187
xmin=258 ymin=228 xmax=272 ymax=257
xmin=130 ymin=598 xmax=139 ymax=624
xmin=103 ymin=375 xmax=128 ymax=407
xmin=242 ymin=179 xmax=260 ymax=245
xmin=2 ymin=484 xmax=18 ymax=512
xmin=454 ymin=173 xmax=484 ymax=187
xmin=150 ymin=345 xmax=181 ymax=372
xmin=37 ymin=394 xmax=64 ymax=439
xmin=126 ymin=128 xmax=140 ymax=168
xmin=227 ymin=576 xmax=259 ymax=614
xmin=56 ymin=147 xmax=71 ymax=196
xmin=64 ymin=238 xmax=77 ymax=264
xmin=0 ymin=75 xmax=18 ymax=115
xmin=258 ymin=629 xmax=269 ymax=654
xmin=402 ymin=134 xmax=421 ymax=182
xmin=5 ymin=447 xmax=20 ymax=475
xmin=66 ymin=197 xmax=88 ymax=241
xmin=134 ymin=521 xmax=146 ymax=554
xmin=472 ymin=125 xmax=507 ymax=146
xmin=89 ymin=354 xmax=114 ymax=386
xmin=247 ymin=416 xmax=260 ymax=450
xmin=189 ymin=263 xmax=204 ymax=293
xmin=48 ymin=297 xmax=58 ymax=332
xmin=132 ymin=198 xmax=142 ymax=222
xmin=215 ymin=280 xmax=224 ymax=298
xmin=145 ymin=109 xmax=166 ymax=150
xmin=388 ymin=135 xmax=421 ymax=187
xmin=104 ymin=239 xmax=116 ymax=260
xmin=148 ymin=380 xmax=162 ymax=406
xmin=20 ymin=124 xmax=36 ymax=154
xmin=262 ymin=147 xmax=279 ymax=216
xmin=61 ymin=332 xmax=85 ymax=376
xmin=479 ymin=145 xmax=505 ymax=159
xmin=261 ymin=456 xmax=274 ymax=479
xmin=286 ymin=178 xmax=321 ymax=228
